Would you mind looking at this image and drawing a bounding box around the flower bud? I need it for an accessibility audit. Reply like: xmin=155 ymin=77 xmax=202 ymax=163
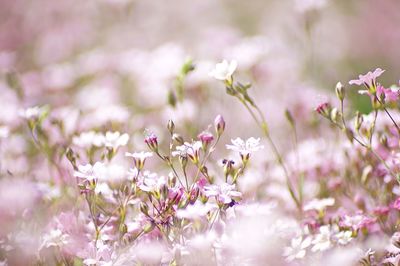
xmin=354 ymin=112 xmax=363 ymax=131
xmin=167 ymin=120 xmax=175 ymax=134
xmin=284 ymin=109 xmax=295 ymax=127
xmin=315 ymin=102 xmax=331 ymax=118
xmin=335 ymin=82 xmax=345 ymax=101
xmin=198 ymin=131 xmax=214 ymax=150
xmin=172 ymin=133 xmax=184 ymax=145
xmin=144 ymin=131 xmax=158 ymax=152
xmin=140 ymin=202 xmax=149 ymax=216
xmin=214 ymin=115 xmax=225 ymax=137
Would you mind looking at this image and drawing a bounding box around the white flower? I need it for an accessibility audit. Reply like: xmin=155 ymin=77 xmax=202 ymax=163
xmin=172 ymin=141 xmax=202 ymax=162
xmin=74 ymin=162 xmax=105 ymax=182
xmin=176 ymin=202 xmax=218 ymax=219
xmin=72 ymin=131 xmax=105 ymax=148
xmin=125 ymin=151 xmax=153 ymax=160
xmin=226 ymin=137 xmax=264 ymax=156
xmin=125 ymin=151 xmax=153 ymax=170
xmin=19 ymin=106 xmax=46 ymax=120
xmin=303 ymin=198 xmax=335 ymax=212
xmin=0 ymin=126 xmax=9 ymax=139
xmin=104 ymin=131 xmax=129 ymax=149
xmin=283 ymin=236 xmax=312 ymax=262
xmin=209 ymin=60 xmax=237 ymax=81
xmin=42 ymin=229 xmax=69 ymax=248
xmin=311 ymin=225 xmax=332 ymax=252
xmin=335 ymin=230 xmax=353 ymax=245
xmin=138 ymin=171 xmax=166 ymax=192
xmin=204 ymin=183 xmax=242 ymax=204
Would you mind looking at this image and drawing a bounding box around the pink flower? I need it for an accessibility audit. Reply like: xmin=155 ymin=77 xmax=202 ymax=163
xmin=349 ymin=68 xmax=385 ymax=93
xmin=377 ymin=85 xmax=399 ymax=103
xmin=314 ymin=102 xmax=330 ymax=116
xmin=391 ymin=197 xmax=400 ymax=210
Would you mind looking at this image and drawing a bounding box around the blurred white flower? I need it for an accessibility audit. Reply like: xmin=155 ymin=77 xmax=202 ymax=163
xmin=42 ymin=229 xmax=69 ymax=248
xmin=335 ymin=230 xmax=353 ymax=245
xmin=104 ymin=131 xmax=129 ymax=149
xmin=74 ymin=162 xmax=105 ymax=182
xmin=209 ymin=60 xmax=237 ymax=81
xmin=139 ymin=171 xmax=166 ymax=192
xmin=125 ymin=151 xmax=153 ymax=170
xmin=176 ymin=202 xmax=217 ymax=219
xmin=283 ymin=236 xmax=312 ymax=262
xmin=0 ymin=126 xmax=9 ymax=139
xmin=311 ymin=225 xmax=332 ymax=252
xmin=204 ymin=183 xmax=242 ymax=204
xmin=73 ymin=131 xmax=105 ymax=148
xmin=19 ymin=106 xmax=46 ymax=120
xmin=303 ymin=197 xmax=335 ymax=212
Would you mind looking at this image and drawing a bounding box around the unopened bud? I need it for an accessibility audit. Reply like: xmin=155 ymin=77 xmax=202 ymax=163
xmin=284 ymin=109 xmax=295 ymax=127
xmin=143 ymin=222 xmax=155 ymax=233
xmin=335 ymin=82 xmax=345 ymax=101
xmin=214 ymin=115 xmax=225 ymax=137
xmin=140 ymin=202 xmax=149 ymax=216
xmin=354 ymin=112 xmax=363 ymax=131
xmin=172 ymin=133 xmax=184 ymax=145
xmin=167 ymin=120 xmax=175 ymax=134
xmin=345 ymin=128 xmax=354 ymax=143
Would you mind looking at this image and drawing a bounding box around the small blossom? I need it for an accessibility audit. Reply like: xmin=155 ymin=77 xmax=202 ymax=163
xmin=176 ymin=202 xmax=218 ymax=219
xmin=74 ymin=162 xmax=104 ymax=182
xmin=72 ymin=131 xmax=104 ymax=148
xmin=172 ymin=141 xmax=202 ymax=164
xmin=209 ymin=60 xmax=237 ymax=81
xmin=138 ymin=171 xmax=167 ymax=193
xmin=311 ymin=225 xmax=332 ymax=252
xmin=283 ymin=236 xmax=312 ymax=262
xmin=226 ymin=137 xmax=264 ymax=161
xmin=335 ymin=230 xmax=353 ymax=245
xmin=203 ymin=183 xmax=242 ymax=205
xmin=125 ymin=151 xmax=153 ymax=170
xmin=349 ymin=68 xmax=385 ymax=93
xmin=103 ymin=131 xmax=129 ymax=149
xmin=315 ymin=102 xmax=331 ymax=117
xmin=144 ymin=130 xmax=158 ymax=151
xmin=18 ymin=106 xmax=45 ymax=120
xmin=41 ymin=229 xmax=69 ymax=249
xmin=198 ymin=131 xmax=214 ymax=147
xmin=0 ymin=126 xmax=10 ymax=139
xmin=303 ymin=198 xmax=335 ymax=212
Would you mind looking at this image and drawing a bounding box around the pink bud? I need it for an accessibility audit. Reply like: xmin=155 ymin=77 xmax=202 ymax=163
xmin=214 ymin=115 xmax=225 ymax=137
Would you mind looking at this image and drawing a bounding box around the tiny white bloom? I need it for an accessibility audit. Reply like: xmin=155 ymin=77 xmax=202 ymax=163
xmin=42 ymin=229 xmax=69 ymax=248
xmin=283 ymin=236 xmax=312 ymax=262
xmin=204 ymin=183 xmax=242 ymax=204
xmin=74 ymin=162 xmax=104 ymax=182
xmin=0 ymin=126 xmax=10 ymax=139
xmin=209 ymin=60 xmax=237 ymax=81
xmin=311 ymin=225 xmax=332 ymax=252
xmin=19 ymin=106 xmax=46 ymax=120
xmin=303 ymin=198 xmax=335 ymax=212
xmin=125 ymin=151 xmax=153 ymax=160
xmin=335 ymin=230 xmax=353 ymax=245
xmin=72 ymin=131 xmax=105 ymax=148
xmin=104 ymin=131 xmax=129 ymax=149
xmin=226 ymin=137 xmax=264 ymax=156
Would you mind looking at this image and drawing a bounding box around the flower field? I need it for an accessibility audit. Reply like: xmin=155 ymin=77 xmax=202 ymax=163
xmin=1 ymin=0 xmax=400 ymax=265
